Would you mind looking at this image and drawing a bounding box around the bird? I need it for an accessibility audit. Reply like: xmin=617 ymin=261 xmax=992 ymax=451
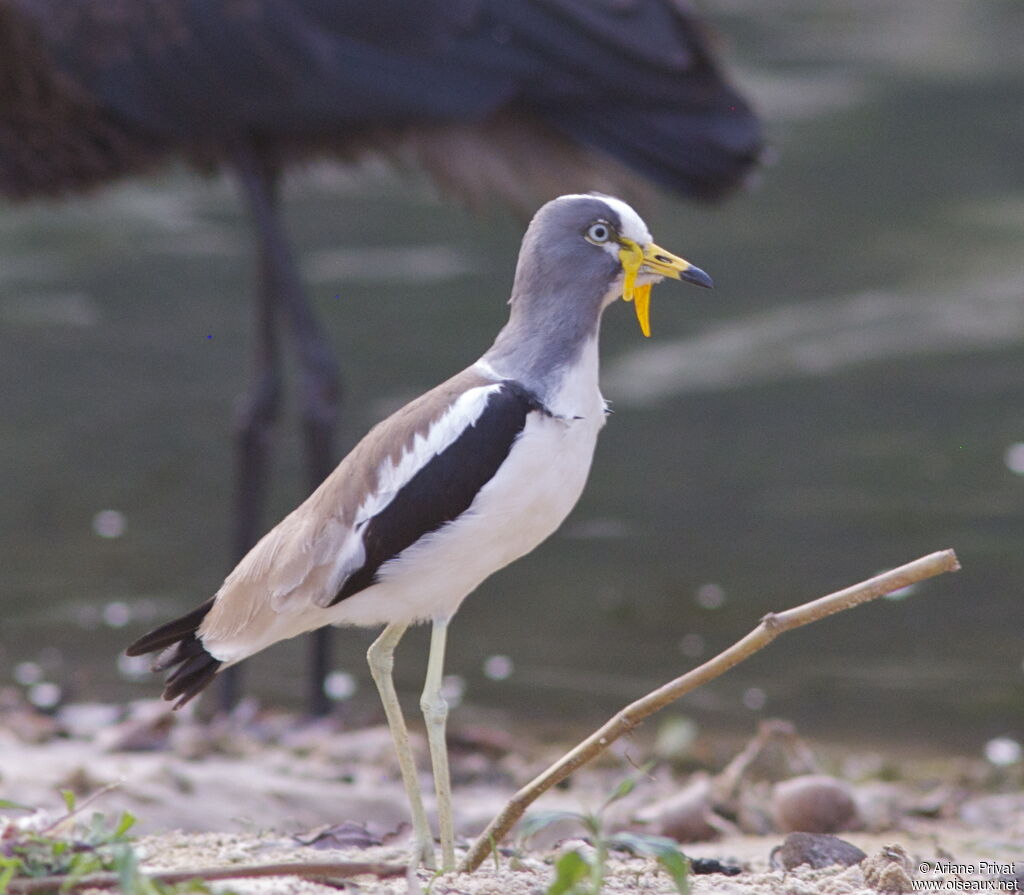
xmin=1 ymin=0 xmax=760 ymax=711
xmin=126 ymin=192 xmax=713 ymax=870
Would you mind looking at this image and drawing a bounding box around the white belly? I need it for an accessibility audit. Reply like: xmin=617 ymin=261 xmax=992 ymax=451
xmin=326 ymin=406 xmax=605 ymax=627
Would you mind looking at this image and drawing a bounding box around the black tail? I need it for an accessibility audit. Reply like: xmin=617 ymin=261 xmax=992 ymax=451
xmin=125 ymin=598 xmax=222 ymax=708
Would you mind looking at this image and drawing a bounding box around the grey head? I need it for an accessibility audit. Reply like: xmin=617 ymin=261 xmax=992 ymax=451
xmin=483 ymin=193 xmax=710 ymax=397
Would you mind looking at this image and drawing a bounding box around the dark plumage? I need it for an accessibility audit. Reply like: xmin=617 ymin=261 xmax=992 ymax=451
xmin=125 ymin=597 xmax=221 ymax=707
xmin=0 ymin=0 xmax=761 ymax=203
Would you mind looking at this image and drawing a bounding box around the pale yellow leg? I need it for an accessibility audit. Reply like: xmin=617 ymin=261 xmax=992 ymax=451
xmin=367 ymin=623 xmax=435 ymax=869
xmin=420 ymin=617 xmax=455 ymax=872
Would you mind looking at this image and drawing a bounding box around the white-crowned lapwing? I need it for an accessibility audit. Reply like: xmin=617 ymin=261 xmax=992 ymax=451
xmin=126 ymin=193 xmax=712 ymax=870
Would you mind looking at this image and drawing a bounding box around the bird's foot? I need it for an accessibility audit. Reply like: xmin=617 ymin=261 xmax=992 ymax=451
xmin=415 ymin=836 xmax=437 ymax=871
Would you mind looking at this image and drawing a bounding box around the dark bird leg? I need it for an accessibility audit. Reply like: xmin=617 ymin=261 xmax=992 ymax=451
xmin=229 ymin=142 xmax=341 ymax=717
xmin=281 ymin=227 xmax=342 ymax=721
xmin=216 ymin=147 xmax=287 ymax=712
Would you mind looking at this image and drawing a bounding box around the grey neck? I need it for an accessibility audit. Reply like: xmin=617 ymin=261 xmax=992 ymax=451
xmin=482 ymin=297 xmax=604 ymax=400
xmin=481 ymin=232 xmax=617 ymax=402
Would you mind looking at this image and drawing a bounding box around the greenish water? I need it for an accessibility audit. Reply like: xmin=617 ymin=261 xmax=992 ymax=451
xmin=2 ymin=0 xmax=1022 ymax=751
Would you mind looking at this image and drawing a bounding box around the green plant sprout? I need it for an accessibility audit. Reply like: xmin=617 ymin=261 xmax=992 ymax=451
xmin=0 ymin=791 xmax=217 ymax=895
xmin=520 ymin=773 xmax=690 ymax=895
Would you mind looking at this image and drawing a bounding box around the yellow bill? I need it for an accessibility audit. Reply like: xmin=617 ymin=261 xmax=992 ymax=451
xmin=618 ymin=238 xmax=713 ymax=337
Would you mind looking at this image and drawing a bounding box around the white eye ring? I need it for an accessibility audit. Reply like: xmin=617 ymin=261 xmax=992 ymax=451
xmin=585 ymin=222 xmax=613 ymax=244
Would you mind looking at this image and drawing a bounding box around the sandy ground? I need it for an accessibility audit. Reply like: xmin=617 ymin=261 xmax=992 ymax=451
xmin=1 ymin=695 xmax=1020 ymax=894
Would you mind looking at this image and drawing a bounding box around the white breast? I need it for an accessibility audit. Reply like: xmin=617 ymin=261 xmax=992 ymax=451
xmin=328 ymin=415 xmax=599 ymax=626
xmin=325 ymin=341 xmax=606 ymax=628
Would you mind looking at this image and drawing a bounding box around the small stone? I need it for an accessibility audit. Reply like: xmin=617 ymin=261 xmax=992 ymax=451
xmin=769 ymin=832 xmax=867 ymax=870
xmin=508 ymin=855 xmax=546 ymax=873
xmin=555 ymin=838 xmax=596 ymax=864
xmin=861 ymin=844 xmax=914 ymax=894
xmin=771 ymin=774 xmax=861 ymax=833
xmin=293 ymin=821 xmax=384 ymax=850
xmin=691 ymin=857 xmax=743 ymax=876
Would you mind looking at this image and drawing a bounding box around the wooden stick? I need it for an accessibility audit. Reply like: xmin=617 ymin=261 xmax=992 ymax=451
xmin=460 ymin=549 xmax=961 ymax=872
xmin=6 ymin=860 xmax=408 ymax=893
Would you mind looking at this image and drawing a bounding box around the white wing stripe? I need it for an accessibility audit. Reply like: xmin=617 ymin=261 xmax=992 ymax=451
xmin=357 ymin=384 xmax=503 ymax=522
xmin=326 ymin=384 xmax=504 ymax=591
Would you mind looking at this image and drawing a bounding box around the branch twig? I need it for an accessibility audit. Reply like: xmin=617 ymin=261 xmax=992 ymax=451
xmin=460 ymin=548 xmax=961 ymax=872
xmin=7 ymin=860 xmax=408 ymax=894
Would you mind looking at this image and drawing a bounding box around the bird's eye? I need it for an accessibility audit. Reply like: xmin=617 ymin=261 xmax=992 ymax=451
xmin=585 ymin=222 xmax=612 ymax=244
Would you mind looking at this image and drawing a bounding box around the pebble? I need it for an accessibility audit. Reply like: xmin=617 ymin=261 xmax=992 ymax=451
xmin=769 ymin=832 xmax=867 ymax=870
xmin=293 ymin=821 xmax=386 ymax=850
xmin=771 ymin=774 xmax=862 ymax=833
xmin=555 ymin=838 xmax=596 ymax=864
xmin=861 ymin=844 xmax=915 ymax=894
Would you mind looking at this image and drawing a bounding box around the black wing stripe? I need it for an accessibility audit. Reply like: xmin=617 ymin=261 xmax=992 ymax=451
xmin=329 ymin=381 xmax=545 ymax=605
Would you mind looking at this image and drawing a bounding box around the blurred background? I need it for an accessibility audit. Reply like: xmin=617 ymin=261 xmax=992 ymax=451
xmin=2 ymin=0 xmax=1022 ymax=754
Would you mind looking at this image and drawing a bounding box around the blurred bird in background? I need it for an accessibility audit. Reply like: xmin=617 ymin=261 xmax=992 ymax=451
xmin=0 ymin=0 xmax=762 ymax=713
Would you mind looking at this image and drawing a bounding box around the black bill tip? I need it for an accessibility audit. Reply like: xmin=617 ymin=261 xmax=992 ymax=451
xmin=681 ymin=265 xmax=713 ymax=289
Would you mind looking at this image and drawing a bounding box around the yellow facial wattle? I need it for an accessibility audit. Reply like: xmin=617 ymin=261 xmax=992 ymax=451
xmin=632 ymin=283 xmax=653 ymax=337
xmin=618 ymin=240 xmax=651 ymax=337
xmin=617 ymin=237 xmax=713 ymax=337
